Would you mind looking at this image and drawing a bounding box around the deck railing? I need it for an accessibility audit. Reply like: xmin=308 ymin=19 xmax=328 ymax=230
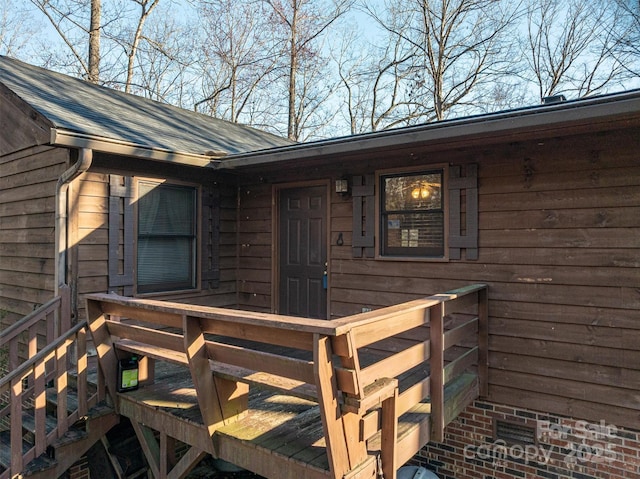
xmin=0 ymin=286 xmax=103 ymax=479
xmin=86 ymin=283 xmax=488 ymax=479
xmin=1 ymin=286 xmax=71 ymax=375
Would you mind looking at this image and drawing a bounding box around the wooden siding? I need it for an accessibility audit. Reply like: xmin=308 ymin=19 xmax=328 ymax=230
xmin=0 ymin=84 xmax=50 ymax=157
xmin=236 ymin=126 xmax=640 ymax=429
xmin=72 ymin=175 xmax=238 ymax=323
xmin=167 ymin=181 xmax=239 ymax=308
xmin=73 ymin=173 xmax=109 ymax=323
xmin=0 ymin=146 xmax=69 ymax=325
xmin=236 ymin=183 xmax=273 ymax=312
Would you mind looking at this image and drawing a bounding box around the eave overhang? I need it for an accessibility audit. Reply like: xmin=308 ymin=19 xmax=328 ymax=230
xmin=215 ymin=89 xmax=640 ymax=171
xmin=50 ymin=128 xmax=227 ymax=167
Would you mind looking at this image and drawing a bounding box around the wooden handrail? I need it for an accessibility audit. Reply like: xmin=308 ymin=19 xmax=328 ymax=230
xmin=85 ymin=283 xmax=486 ymax=337
xmin=0 ymin=296 xmax=61 ymax=346
xmin=86 ymin=283 xmax=488 ymax=479
xmin=1 ymin=285 xmax=71 ymax=377
xmin=0 ymin=323 xmax=81 ymax=394
xmin=87 ymin=293 xmax=338 ymax=335
xmin=0 ymin=287 xmax=99 ymax=479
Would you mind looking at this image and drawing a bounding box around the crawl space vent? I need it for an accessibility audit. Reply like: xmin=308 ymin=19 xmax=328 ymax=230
xmin=494 ymin=419 xmax=537 ymax=446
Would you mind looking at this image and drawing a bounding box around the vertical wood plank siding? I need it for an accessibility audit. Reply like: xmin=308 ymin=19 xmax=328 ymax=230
xmin=237 ymin=127 xmax=640 ymax=429
xmin=0 ymin=146 xmax=69 ymax=325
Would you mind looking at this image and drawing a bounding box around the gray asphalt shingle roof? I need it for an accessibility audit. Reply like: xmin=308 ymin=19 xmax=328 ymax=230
xmin=0 ymin=55 xmax=292 ymax=157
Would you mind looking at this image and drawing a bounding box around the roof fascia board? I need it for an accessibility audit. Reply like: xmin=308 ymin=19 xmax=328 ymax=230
xmin=217 ymin=90 xmax=640 ymax=170
xmin=50 ymin=129 xmax=224 ymax=167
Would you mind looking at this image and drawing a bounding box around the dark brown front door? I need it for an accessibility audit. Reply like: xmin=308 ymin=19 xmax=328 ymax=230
xmin=278 ymin=186 xmax=327 ymax=319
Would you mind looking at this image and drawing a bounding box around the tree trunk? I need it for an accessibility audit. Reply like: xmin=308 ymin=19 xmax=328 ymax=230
xmin=88 ymin=0 xmax=101 ymax=83
xmin=287 ymin=2 xmax=298 ymax=140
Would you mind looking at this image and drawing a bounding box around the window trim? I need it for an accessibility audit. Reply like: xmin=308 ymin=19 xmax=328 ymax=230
xmin=133 ymin=178 xmax=201 ymax=296
xmin=375 ymin=164 xmax=449 ymax=262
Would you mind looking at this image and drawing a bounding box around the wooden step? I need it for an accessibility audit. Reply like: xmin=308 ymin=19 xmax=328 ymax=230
xmin=45 ymin=387 xmax=79 ymax=412
xmin=21 ymin=409 xmax=58 ymax=439
xmin=0 ymin=430 xmax=57 ymax=477
xmin=0 ymin=429 xmax=29 ymax=470
xmin=22 ymin=453 xmax=57 ymax=477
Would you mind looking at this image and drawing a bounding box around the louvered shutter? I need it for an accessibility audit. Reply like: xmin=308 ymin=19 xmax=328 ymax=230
xmin=352 ymin=174 xmax=375 ymax=258
xmin=448 ymin=164 xmax=479 ymax=260
xmin=201 ymin=184 xmax=220 ymax=289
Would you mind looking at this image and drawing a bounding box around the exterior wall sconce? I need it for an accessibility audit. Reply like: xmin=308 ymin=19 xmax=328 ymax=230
xmin=335 ymin=178 xmax=349 ymax=196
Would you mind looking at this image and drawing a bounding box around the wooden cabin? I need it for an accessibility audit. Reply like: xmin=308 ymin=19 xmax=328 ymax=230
xmin=1 ymin=55 xmax=639 ymax=479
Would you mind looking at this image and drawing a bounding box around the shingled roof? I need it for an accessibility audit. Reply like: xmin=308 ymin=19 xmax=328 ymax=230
xmin=0 ymin=55 xmax=292 ymax=163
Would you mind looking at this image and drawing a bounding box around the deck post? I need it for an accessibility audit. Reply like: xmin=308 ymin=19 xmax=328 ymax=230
xmin=56 ymin=338 xmax=70 ymax=437
xmin=380 ymin=384 xmax=398 ymax=479
xmin=131 ymin=421 xmax=161 ymax=479
xmin=131 ymin=413 xmax=208 ymax=479
xmin=429 ymin=302 xmax=445 ymax=443
xmin=86 ymin=298 xmax=120 ymax=404
xmin=477 ymin=287 xmax=489 ymax=398
xmin=10 ymin=375 xmax=23 ymax=475
xmin=314 ymin=333 xmax=360 ymax=479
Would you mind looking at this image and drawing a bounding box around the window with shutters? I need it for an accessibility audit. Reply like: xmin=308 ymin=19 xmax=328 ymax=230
xmin=136 ymin=180 xmax=198 ymax=293
xmin=379 ymin=168 xmax=446 ymax=258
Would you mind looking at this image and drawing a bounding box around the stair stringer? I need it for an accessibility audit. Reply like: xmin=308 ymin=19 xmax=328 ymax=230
xmin=26 ymin=409 xmax=120 ymax=479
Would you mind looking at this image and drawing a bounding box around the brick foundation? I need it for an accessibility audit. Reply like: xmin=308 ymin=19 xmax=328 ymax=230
xmin=413 ymin=401 xmax=640 ymax=479
xmin=68 ymin=456 xmax=90 ymax=479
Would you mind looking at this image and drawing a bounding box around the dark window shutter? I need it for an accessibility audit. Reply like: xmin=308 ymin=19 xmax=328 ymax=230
xmin=108 ymin=175 xmax=134 ymax=295
xmin=201 ymin=184 xmax=220 ymax=289
xmin=352 ymin=174 xmax=375 ymax=258
xmin=448 ymin=164 xmax=479 ymax=260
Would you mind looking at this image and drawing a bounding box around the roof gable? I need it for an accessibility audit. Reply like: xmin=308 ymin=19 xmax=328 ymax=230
xmin=0 ymin=56 xmax=292 ymax=160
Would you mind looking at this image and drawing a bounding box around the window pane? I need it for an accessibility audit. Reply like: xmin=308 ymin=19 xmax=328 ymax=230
xmin=137 ymin=181 xmax=197 ymax=293
xmin=384 ymin=173 xmax=442 ymax=211
xmin=137 ymin=237 xmax=194 ymax=292
xmin=383 ymin=212 xmax=445 ymax=256
xmin=380 ymin=169 xmax=445 ymax=258
xmin=138 ymin=182 xmax=195 ymax=235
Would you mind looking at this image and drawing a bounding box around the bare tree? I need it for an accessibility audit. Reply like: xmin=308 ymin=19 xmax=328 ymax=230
xmin=0 ymin=0 xmax=39 ymax=57
xmin=612 ymin=0 xmax=640 ymax=78
xmin=87 ymin=0 xmax=100 ymax=83
xmin=131 ymin=11 xmax=199 ymax=105
xmin=364 ymin=0 xmax=522 ymax=124
xmin=27 ymin=0 xmax=94 ymax=76
xmin=290 ymin=39 xmax=340 ymax=140
xmin=25 ymin=0 xmax=163 ymax=91
xmin=122 ymin=0 xmax=160 ymax=93
xmin=522 ymin=0 xmax=631 ymax=100
xmin=263 ymin=0 xmax=354 ymax=140
xmin=194 ymin=0 xmax=280 ymax=127
xmin=332 ymin=29 xmax=373 ymax=134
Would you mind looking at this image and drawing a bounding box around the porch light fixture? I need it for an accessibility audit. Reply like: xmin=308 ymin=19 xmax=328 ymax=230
xmin=335 ymin=178 xmax=349 ymax=195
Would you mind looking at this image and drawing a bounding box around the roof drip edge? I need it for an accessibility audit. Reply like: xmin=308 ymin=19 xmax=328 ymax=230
xmin=50 ymin=129 xmax=225 ymax=167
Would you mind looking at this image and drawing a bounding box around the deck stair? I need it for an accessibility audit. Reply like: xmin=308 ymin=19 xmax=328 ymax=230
xmin=86 ymin=283 xmax=488 ymax=479
xmin=0 ymin=286 xmax=119 ymax=479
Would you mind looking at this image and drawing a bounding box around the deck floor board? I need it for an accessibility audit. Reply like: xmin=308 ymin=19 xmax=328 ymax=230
xmin=119 ymin=366 xmax=331 ymax=475
xmin=117 ymin=364 xmax=442 ymax=477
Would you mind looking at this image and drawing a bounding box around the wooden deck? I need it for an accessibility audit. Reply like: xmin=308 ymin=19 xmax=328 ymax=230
xmin=86 ymin=284 xmax=488 ymax=479
xmin=115 ymin=359 xmax=476 ymax=479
